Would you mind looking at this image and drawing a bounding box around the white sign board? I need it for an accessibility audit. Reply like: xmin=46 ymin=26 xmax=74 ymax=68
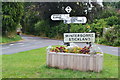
xmin=64 ymin=17 xmax=87 ymax=24
xmin=64 ymin=33 xmax=95 ymax=42
xmin=51 ymin=14 xmax=70 ymax=20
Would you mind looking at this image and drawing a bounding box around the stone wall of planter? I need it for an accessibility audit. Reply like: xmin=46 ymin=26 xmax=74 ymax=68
xmin=47 ymin=52 xmax=103 ymax=72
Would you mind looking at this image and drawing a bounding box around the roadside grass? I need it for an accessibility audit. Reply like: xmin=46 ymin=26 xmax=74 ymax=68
xmin=2 ymin=46 xmax=118 ymax=78
xmin=0 ymin=35 xmax=22 ymax=44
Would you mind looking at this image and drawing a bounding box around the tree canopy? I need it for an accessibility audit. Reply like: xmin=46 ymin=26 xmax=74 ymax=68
xmin=2 ymin=2 xmax=24 ymax=36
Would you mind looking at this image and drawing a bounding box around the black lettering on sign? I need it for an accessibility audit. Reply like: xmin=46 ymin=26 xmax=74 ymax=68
xmin=65 ymin=35 xmax=69 ymax=37
xmin=69 ymin=38 xmax=71 ymax=41
xmin=68 ymin=38 xmax=91 ymax=42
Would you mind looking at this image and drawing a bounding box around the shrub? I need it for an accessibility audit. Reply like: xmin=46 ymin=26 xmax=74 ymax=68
xmin=70 ymin=24 xmax=90 ymax=33
xmin=105 ymin=16 xmax=119 ymax=26
xmin=98 ymin=25 xmax=120 ymax=46
xmin=50 ymin=23 xmax=68 ymax=38
xmin=34 ymin=20 xmax=50 ymax=36
xmin=100 ymin=9 xmax=117 ymax=19
xmin=90 ymin=19 xmax=107 ymax=37
xmin=57 ymin=23 xmax=68 ymax=35
xmin=70 ymin=24 xmax=81 ymax=33
xmin=35 ymin=21 xmax=68 ymax=38
xmin=104 ymin=25 xmax=119 ymax=41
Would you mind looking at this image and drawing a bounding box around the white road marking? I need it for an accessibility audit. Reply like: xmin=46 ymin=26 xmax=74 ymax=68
xmin=2 ymin=47 xmax=9 ymax=49
xmin=112 ymin=50 xmax=118 ymax=52
xmin=109 ymin=47 xmax=118 ymax=49
xmin=9 ymin=44 xmax=14 ymax=46
xmin=17 ymin=43 xmax=24 ymax=44
xmin=21 ymin=45 xmax=25 ymax=46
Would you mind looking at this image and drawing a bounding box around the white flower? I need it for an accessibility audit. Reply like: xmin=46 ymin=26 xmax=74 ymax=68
xmin=65 ymin=43 xmax=79 ymax=49
xmin=70 ymin=43 xmax=79 ymax=47
xmin=47 ymin=46 xmax=52 ymax=51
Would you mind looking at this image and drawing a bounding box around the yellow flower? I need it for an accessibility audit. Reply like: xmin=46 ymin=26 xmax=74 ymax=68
xmin=87 ymin=26 xmax=90 ymax=28
xmin=73 ymin=49 xmax=77 ymax=53
xmin=64 ymin=49 xmax=68 ymax=52
xmin=79 ymin=48 xmax=82 ymax=50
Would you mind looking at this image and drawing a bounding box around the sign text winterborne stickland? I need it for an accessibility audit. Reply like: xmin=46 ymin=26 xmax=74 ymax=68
xmin=64 ymin=33 xmax=95 ymax=42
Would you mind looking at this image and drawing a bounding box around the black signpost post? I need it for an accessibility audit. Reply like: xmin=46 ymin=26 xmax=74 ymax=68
xmin=68 ymin=24 xmax=70 ymax=33
xmin=67 ymin=24 xmax=70 ymax=46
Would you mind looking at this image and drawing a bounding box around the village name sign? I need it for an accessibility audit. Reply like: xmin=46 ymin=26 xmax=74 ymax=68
xmin=64 ymin=33 xmax=95 ymax=43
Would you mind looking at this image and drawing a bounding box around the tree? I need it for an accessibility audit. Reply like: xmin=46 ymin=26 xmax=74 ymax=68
xmin=2 ymin=2 xmax=24 ymax=36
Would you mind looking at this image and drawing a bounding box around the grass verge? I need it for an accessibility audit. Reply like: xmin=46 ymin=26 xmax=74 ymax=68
xmin=2 ymin=46 xmax=118 ymax=78
xmin=0 ymin=35 xmax=22 ymax=44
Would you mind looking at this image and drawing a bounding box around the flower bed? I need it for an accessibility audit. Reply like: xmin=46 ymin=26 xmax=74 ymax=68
xmin=49 ymin=46 xmax=102 ymax=54
xmin=46 ymin=45 xmax=103 ymax=72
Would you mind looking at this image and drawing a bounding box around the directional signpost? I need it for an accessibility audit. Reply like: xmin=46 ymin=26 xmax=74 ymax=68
xmin=51 ymin=14 xmax=70 ymax=20
xmin=63 ymin=17 xmax=87 ymax=24
xmin=50 ymin=6 xmax=90 ymax=46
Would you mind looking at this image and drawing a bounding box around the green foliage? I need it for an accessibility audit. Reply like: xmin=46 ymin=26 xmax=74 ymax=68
xmin=34 ymin=21 xmax=67 ymax=38
xmin=50 ymin=23 xmax=67 ymax=38
xmin=70 ymin=24 xmax=82 ymax=33
xmin=2 ymin=2 xmax=24 ymax=36
xmin=34 ymin=20 xmax=50 ymax=36
xmin=105 ymin=16 xmax=119 ymax=26
xmin=90 ymin=19 xmax=107 ymax=36
xmin=105 ymin=25 xmax=120 ymax=46
xmin=91 ymin=16 xmax=120 ymax=46
xmin=99 ymin=9 xmax=117 ymax=19
xmin=2 ymin=15 xmax=16 ymax=35
xmin=70 ymin=24 xmax=90 ymax=33
xmin=22 ymin=11 xmax=40 ymax=34
xmin=115 ymin=1 xmax=120 ymax=8
xmin=98 ymin=25 xmax=120 ymax=46
xmin=17 ymin=23 xmax=22 ymax=28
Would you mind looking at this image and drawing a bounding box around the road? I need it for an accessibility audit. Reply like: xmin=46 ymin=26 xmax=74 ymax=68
xmin=1 ymin=35 xmax=119 ymax=56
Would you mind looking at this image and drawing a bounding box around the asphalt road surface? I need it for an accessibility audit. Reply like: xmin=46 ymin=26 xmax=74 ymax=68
xmin=1 ymin=35 xmax=119 ymax=56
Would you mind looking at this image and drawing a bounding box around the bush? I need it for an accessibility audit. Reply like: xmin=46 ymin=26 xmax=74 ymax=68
xmin=34 ymin=20 xmax=50 ymax=36
xmin=35 ymin=21 xmax=68 ymax=38
xmin=70 ymin=24 xmax=90 ymax=33
xmin=100 ymin=9 xmax=117 ymax=19
xmin=97 ymin=37 xmax=107 ymax=44
xmin=105 ymin=16 xmax=119 ymax=26
xmin=90 ymin=19 xmax=107 ymax=37
xmin=104 ymin=25 xmax=119 ymax=41
xmin=50 ymin=23 xmax=68 ymax=38
xmin=16 ymin=24 xmax=22 ymax=28
xmin=57 ymin=23 xmax=68 ymax=35
xmin=70 ymin=24 xmax=81 ymax=33
xmin=98 ymin=25 xmax=120 ymax=46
